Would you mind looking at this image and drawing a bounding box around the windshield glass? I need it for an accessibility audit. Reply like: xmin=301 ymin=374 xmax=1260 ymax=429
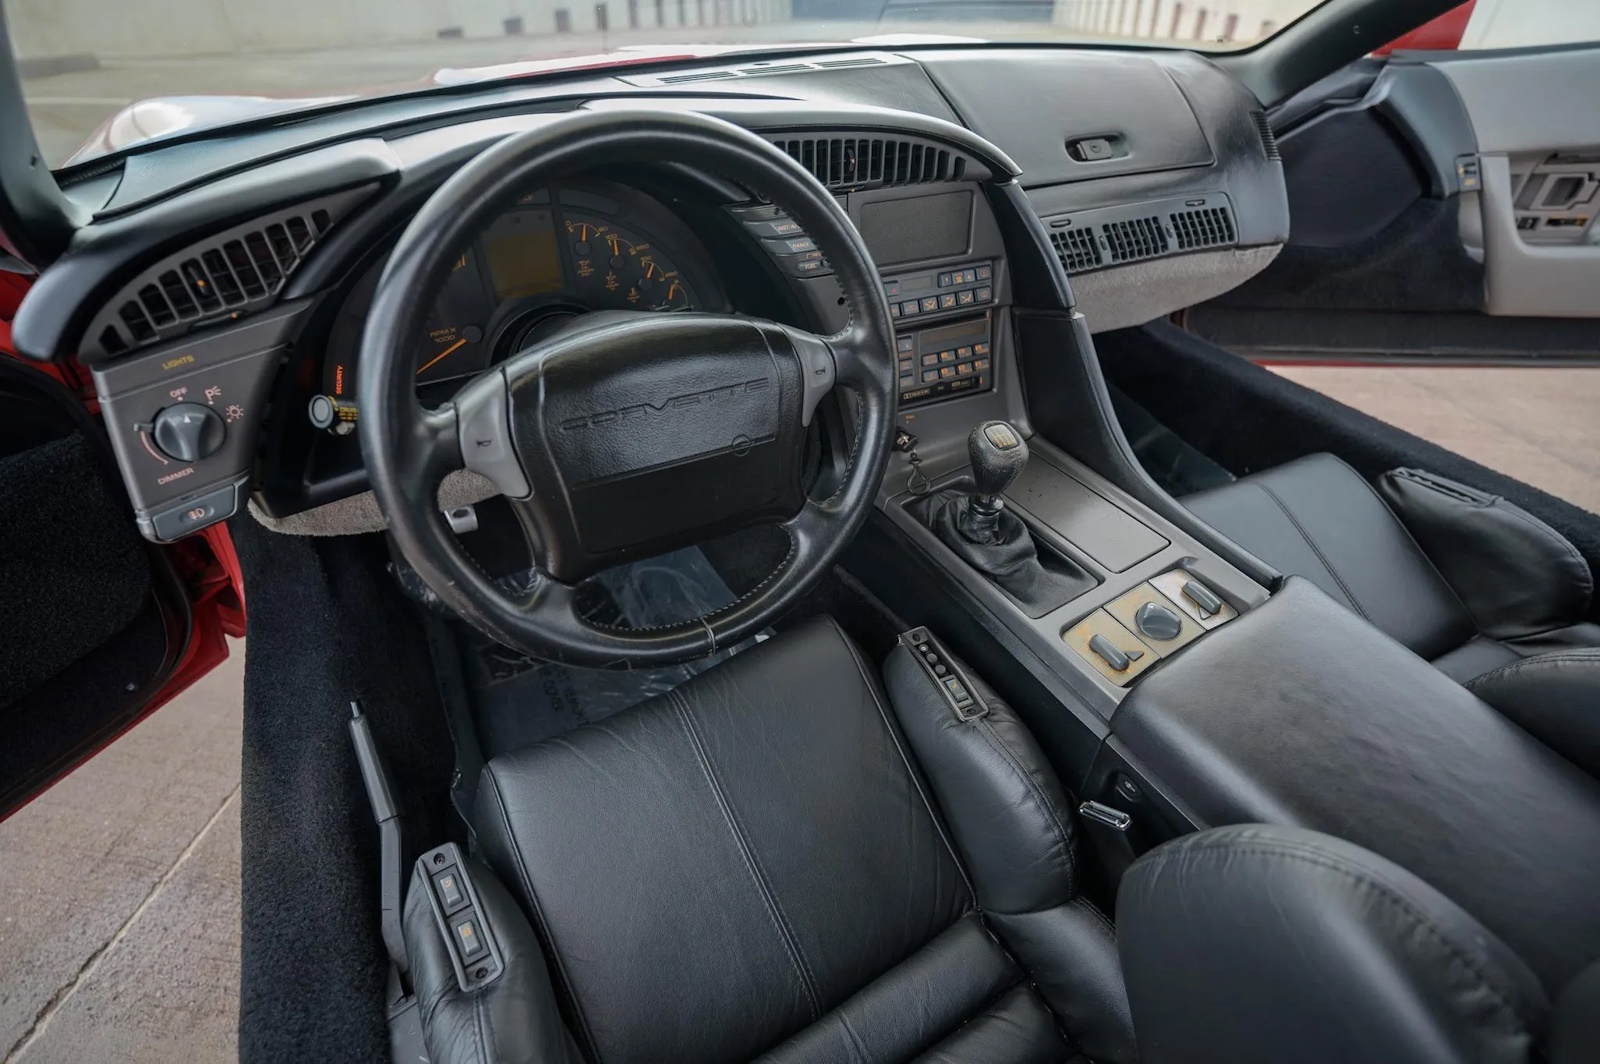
xmin=7 ymin=0 xmax=1332 ymax=167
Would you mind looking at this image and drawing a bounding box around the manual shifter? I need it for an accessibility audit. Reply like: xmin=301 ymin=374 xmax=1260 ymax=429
xmin=914 ymin=419 xmax=1092 ymax=616
xmin=962 ymin=421 xmax=1030 ymax=539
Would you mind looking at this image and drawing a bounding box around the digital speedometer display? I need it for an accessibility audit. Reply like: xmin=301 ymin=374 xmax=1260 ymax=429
xmin=482 ymin=210 xmax=565 ymax=302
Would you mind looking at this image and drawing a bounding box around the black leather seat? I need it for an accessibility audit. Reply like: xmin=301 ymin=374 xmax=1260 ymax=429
xmin=401 ymin=615 xmax=1600 ymax=1064
xmin=1118 ymin=823 xmax=1600 ymax=1064
xmin=405 ymin=617 xmax=1138 ymax=1064
xmin=1185 ymin=454 xmax=1600 ymax=776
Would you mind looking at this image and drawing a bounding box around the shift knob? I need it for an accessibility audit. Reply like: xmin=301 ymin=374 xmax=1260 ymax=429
xmin=968 ymin=420 xmax=1028 ymax=514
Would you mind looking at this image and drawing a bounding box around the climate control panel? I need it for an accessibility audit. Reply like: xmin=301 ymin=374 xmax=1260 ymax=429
xmin=896 ymin=313 xmax=993 ymax=408
xmin=93 ymin=303 xmax=301 ymax=542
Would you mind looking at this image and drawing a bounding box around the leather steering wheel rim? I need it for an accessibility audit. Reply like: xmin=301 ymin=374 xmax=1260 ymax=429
xmin=358 ymin=110 xmax=897 ymax=667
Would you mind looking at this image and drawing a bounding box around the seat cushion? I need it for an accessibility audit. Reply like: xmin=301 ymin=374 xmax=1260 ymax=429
xmin=474 ymin=617 xmax=1069 ymax=1064
xmin=1184 ymin=453 xmax=1476 ymax=660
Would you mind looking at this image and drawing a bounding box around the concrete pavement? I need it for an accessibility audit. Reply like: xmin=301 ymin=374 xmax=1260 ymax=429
xmin=0 ymin=642 xmax=243 ymax=1064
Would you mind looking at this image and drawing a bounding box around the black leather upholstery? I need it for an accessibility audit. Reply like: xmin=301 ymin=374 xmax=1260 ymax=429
xmin=1185 ymin=453 xmax=1476 ymax=660
xmin=1184 ymin=453 xmax=1600 ymax=775
xmin=1376 ymin=467 xmax=1595 ymax=641
xmin=1118 ymin=824 xmax=1550 ymax=1064
xmin=1184 ymin=453 xmax=1600 ymax=679
xmin=1468 ymin=650 xmax=1600 ymax=779
xmin=431 ymin=617 xmax=1132 ymax=1064
xmin=1114 ymin=577 xmax=1600 ymax=992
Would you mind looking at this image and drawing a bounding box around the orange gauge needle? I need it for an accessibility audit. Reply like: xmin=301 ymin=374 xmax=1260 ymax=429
xmin=417 ymin=336 xmax=468 ymax=376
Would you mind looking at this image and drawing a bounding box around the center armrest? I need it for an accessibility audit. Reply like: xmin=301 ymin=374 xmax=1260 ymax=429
xmin=1114 ymin=576 xmax=1600 ymax=992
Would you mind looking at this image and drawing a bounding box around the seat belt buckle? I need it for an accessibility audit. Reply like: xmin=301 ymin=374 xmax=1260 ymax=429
xmin=900 ymin=627 xmax=988 ymax=721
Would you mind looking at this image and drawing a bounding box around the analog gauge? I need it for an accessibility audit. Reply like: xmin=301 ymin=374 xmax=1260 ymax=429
xmin=416 ymin=250 xmax=495 ymax=385
xmin=564 ymin=215 xmax=696 ymax=312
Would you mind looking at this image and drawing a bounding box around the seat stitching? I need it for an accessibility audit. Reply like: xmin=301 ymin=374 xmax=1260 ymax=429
xmin=473 ymin=990 xmax=491 ymax=1064
xmin=974 ymin=715 xmax=1077 ymax=892
xmin=671 ymin=689 xmax=823 ymax=1019
xmin=1467 ymin=648 xmax=1600 ymax=692
xmin=1136 ymin=838 xmax=1539 ymax=1032
xmin=480 ymin=765 xmax=605 ymax=1063
xmin=1252 ymin=480 xmax=1371 ymax=621
xmin=832 ymin=617 xmax=978 ymax=903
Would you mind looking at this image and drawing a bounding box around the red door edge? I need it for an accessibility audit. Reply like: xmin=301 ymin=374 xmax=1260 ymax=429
xmin=1374 ymin=1 xmax=1476 ymax=55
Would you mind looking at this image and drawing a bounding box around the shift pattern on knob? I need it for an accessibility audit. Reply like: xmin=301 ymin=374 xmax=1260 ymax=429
xmin=968 ymin=419 xmax=1029 ymax=508
xmin=151 ymin=403 xmax=227 ymax=463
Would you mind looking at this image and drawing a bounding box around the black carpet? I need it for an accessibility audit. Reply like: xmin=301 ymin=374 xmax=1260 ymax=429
xmin=1097 ymin=322 xmax=1600 ymax=621
xmin=0 ymin=433 xmax=151 ymax=707
xmin=232 ymin=519 xmax=455 ymax=1064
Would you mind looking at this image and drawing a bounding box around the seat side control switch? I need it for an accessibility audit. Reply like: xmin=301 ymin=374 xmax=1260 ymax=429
xmin=417 ymin=842 xmax=504 ymax=993
xmin=900 ymin=627 xmax=988 ymax=721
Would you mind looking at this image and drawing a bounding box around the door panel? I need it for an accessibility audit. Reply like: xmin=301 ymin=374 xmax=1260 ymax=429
xmin=0 ymin=358 xmax=192 ymax=818
xmin=1189 ymin=42 xmax=1600 ymax=361
xmin=1435 ymin=45 xmax=1600 ymax=317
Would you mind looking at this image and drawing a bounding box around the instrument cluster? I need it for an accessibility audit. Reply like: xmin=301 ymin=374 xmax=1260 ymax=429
xmin=321 ymin=183 xmax=715 ymax=406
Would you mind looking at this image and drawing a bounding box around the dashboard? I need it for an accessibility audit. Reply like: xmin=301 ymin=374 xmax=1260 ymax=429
xmin=13 ymin=46 xmax=1290 ymax=544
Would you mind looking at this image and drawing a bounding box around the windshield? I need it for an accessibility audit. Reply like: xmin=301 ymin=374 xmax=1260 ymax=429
xmin=7 ymin=0 xmax=1333 ymax=167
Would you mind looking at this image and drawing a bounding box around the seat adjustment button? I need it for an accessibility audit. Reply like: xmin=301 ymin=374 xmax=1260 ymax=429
xmin=454 ymin=917 xmax=486 ymax=960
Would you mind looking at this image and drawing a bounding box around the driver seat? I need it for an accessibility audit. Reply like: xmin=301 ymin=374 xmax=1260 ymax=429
xmin=402 ymin=616 xmax=1139 ymax=1063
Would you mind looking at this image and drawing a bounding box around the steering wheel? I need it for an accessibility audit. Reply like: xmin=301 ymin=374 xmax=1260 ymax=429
xmin=358 ymin=110 xmax=897 ymax=666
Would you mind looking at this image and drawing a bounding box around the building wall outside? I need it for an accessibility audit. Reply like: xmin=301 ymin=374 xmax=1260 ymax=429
xmin=6 ymin=0 xmax=793 ymax=58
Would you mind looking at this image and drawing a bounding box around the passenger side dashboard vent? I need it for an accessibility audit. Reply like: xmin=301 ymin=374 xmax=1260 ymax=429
xmin=85 ymin=185 xmax=374 ymax=360
xmin=765 ymin=134 xmax=971 ymax=191
xmin=1045 ymin=195 xmax=1238 ymax=276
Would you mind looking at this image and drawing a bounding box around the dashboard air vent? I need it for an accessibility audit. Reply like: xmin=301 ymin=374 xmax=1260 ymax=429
xmin=85 ymin=185 xmax=373 ymax=360
xmin=1171 ymin=206 xmax=1236 ymax=250
xmin=1045 ymin=193 xmax=1238 ymax=276
xmin=1251 ymin=111 xmax=1281 ymax=161
xmin=1102 ymin=217 xmax=1169 ymax=264
xmin=767 ymin=135 xmax=968 ymax=191
xmin=1050 ymin=227 xmax=1102 ymax=273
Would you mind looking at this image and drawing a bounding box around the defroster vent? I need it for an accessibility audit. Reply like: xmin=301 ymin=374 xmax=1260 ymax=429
xmin=85 ymin=185 xmax=374 ymax=360
xmin=766 ymin=134 xmax=968 ymax=190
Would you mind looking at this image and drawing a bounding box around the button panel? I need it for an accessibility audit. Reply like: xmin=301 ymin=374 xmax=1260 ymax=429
xmin=886 ymin=260 xmax=997 ymax=321
xmin=896 ymin=314 xmax=994 ymax=409
xmin=1105 ymin=583 xmax=1205 ymax=653
xmin=728 ymin=203 xmax=833 ymax=278
xmin=93 ymin=302 xmax=303 ymax=544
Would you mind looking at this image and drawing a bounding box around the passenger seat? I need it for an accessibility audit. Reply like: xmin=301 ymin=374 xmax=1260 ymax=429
xmin=1184 ymin=454 xmax=1600 ymax=775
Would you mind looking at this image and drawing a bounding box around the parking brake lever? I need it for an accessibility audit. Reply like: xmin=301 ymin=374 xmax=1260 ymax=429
xmin=350 ymin=700 xmax=409 ymax=976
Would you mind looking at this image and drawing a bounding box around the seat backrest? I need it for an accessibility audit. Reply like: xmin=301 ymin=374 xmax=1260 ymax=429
xmin=1185 ymin=453 xmax=1477 ymax=659
xmin=1118 ymin=824 xmax=1551 ymax=1064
